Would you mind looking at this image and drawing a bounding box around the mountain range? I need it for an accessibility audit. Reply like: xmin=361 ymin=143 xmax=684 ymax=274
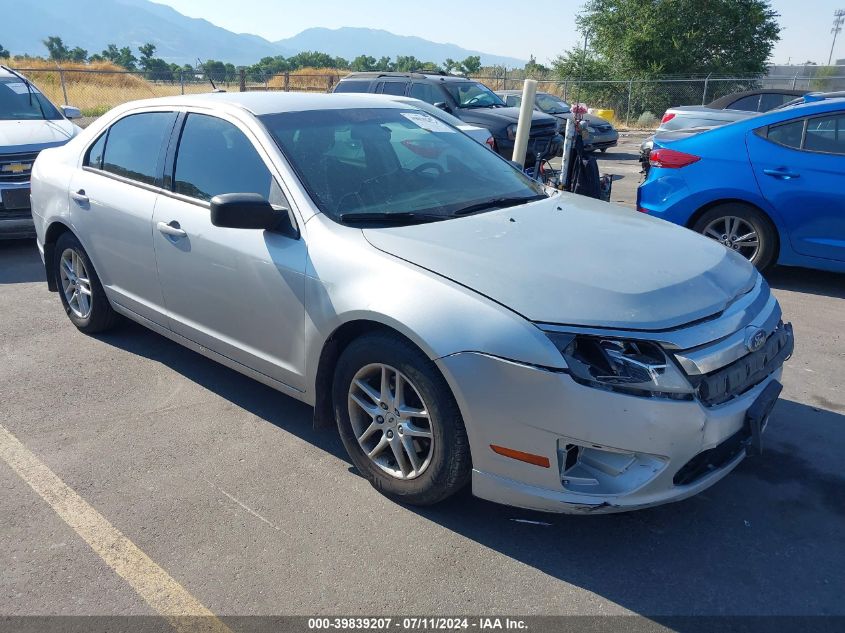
xmin=4 ymin=0 xmax=526 ymax=68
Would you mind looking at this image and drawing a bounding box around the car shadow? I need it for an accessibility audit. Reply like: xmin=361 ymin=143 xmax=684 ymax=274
xmin=767 ymin=266 xmax=845 ymax=300
xmin=0 ymin=239 xmax=44 ymax=284
xmin=96 ymin=321 xmax=845 ymax=618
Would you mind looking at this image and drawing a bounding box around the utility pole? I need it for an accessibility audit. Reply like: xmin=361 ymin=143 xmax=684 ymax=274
xmin=830 ymin=9 xmax=845 ymax=66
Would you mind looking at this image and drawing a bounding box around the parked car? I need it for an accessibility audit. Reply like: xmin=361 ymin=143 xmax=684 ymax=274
xmin=640 ymin=89 xmax=811 ymax=169
xmin=496 ymin=90 xmax=619 ymax=152
xmin=333 ymin=72 xmax=561 ymax=165
xmin=638 ymin=96 xmax=845 ymax=273
xmin=389 ymin=96 xmax=494 ymax=148
xmin=0 ymin=66 xmax=82 ymax=238
xmin=32 ymin=93 xmax=792 ymax=513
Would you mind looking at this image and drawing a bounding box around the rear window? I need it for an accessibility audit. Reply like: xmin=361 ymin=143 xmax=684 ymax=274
xmin=101 ymin=112 xmax=175 ymax=186
xmin=334 ymin=80 xmax=373 ymax=94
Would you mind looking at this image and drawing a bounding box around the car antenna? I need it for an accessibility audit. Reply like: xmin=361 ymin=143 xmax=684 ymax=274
xmin=1 ymin=64 xmax=48 ymax=120
xmin=196 ymin=58 xmax=226 ymax=93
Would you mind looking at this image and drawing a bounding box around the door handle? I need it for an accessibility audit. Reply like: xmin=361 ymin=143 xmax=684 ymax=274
xmin=762 ymin=168 xmax=800 ymax=180
xmin=157 ymin=220 xmax=187 ymax=238
xmin=70 ymin=189 xmax=89 ymax=204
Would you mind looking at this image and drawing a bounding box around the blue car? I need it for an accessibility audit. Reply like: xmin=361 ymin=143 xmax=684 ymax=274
xmin=637 ymin=96 xmax=845 ymax=272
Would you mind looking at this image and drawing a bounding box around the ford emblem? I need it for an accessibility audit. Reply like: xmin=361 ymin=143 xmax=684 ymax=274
xmin=745 ymin=327 xmax=767 ymax=353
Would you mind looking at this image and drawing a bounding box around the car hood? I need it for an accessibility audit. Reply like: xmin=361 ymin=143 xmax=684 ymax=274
xmin=363 ymin=194 xmax=756 ymax=330
xmin=0 ymin=119 xmax=77 ymax=153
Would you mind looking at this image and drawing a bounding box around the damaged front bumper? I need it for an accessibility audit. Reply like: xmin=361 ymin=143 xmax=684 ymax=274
xmin=436 ymin=317 xmax=793 ymax=514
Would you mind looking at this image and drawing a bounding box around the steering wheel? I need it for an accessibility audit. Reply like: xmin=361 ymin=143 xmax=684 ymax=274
xmin=466 ymin=95 xmax=484 ymax=106
xmin=412 ymin=162 xmax=444 ymax=176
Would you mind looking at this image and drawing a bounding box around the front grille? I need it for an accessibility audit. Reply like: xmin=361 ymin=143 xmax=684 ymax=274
xmin=0 ymin=151 xmax=39 ymax=183
xmin=696 ymin=322 xmax=793 ymax=406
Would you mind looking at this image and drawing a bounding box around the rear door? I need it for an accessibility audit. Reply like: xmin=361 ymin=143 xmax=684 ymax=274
xmin=69 ymin=110 xmax=177 ymax=324
xmin=152 ymin=111 xmax=308 ymax=390
xmin=377 ymin=80 xmax=408 ymax=96
xmin=747 ymin=111 xmax=845 ymax=262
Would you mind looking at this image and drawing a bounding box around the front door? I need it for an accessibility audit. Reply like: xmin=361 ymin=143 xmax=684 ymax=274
xmin=152 ymin=112 xmax=308 ymax=390
xmin=747 ymin=112 xmax=845 ymax=262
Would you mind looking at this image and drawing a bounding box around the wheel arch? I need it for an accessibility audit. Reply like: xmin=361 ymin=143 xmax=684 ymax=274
xmin=686 ymin=198 xmax=781 ymax=261
xmin=312 ymin=319 xmax=432 ymax=431
xmin=42 ymin=220 xmax=75 ymax=292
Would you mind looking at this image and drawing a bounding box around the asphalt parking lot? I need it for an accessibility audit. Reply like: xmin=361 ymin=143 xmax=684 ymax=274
xmin=1 ymin=139 xmax=844 ymax=626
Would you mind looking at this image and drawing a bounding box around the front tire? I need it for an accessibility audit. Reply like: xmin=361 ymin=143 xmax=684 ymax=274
xmin=333 ymin=332 xmax=471 ymax=506
xmin=692 ymin=203 xmax=778 ymax=271
xmin=55 ymin=232 xmax=119 ymax=333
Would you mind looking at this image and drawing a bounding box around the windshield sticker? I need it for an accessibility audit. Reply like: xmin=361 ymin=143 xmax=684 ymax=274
xmin=400 ymin=111 xmax=456 ymax=133
xmin=4 ymin=82 xmax=35 ymax=95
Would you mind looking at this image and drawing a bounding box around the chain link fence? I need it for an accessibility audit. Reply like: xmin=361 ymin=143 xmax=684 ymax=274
xmin=12 ymin=65 xmax=845 ymax=130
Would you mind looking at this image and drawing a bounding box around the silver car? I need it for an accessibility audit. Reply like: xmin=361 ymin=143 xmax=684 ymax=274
xmin=30 ymin=93 xmax=793 ymax=513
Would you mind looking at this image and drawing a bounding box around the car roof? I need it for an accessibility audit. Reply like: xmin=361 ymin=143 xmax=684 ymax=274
xmin=706 ymin=88 xmax=807 ymax=109
xmin=107 ymin=91 xmax=416 ymax=116
xmin=339 ymin=71 xmax=473 ymax=83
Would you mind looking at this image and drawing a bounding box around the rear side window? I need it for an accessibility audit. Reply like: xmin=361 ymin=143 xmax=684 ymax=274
xmin=379 ymin=81 xmax=407 ymax=96
xmin=334 ymin=80 xmax=372 ymax=94
xmin=84 ymin=132 xmax=107 ymax=169
xmin=173 ymin=113 xmax=276 ymax=202
xmin=408 ymin=83 xmax=442 ymax=104
xmin=759 ymin=93 xmax=793 ymax=112
xmin=765 ymin=119 xmax=804 ymax=149
xmin=728 ymin=95 xmax=761 ymax=111
xmin=804 ymin=115 xmax=845 ymax=154
xmin=101 ymin=112 xmax=175 ymax=185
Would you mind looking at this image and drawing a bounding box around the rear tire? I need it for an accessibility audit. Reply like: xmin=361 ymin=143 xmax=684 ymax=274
xmin=692 ymin=203 xmax=778 ymax=271
xmin=55 ymin=232 xmax=119 ymax=333
xmin=333 ymin=332 xmax=471 ymax=506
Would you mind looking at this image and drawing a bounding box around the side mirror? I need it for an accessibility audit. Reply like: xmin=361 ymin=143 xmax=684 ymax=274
xmin=210 ymin=193 xmax=299 ymax=238
xmin=61 ymin=105 xmax=82 ymax=119
xmin=433 ymin=102 xmax=451 ymax=113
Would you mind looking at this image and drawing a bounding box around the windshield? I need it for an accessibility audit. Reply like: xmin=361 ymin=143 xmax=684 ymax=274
xmin=443 ymin=82 xmax=506 ymax=109
xmin=0 ymin=77 xmax=62 ymax=121
xmin=260 ymin=107 xmax=546 ymax=224
xmin=536 ymin=94 xmax=570 ymax=114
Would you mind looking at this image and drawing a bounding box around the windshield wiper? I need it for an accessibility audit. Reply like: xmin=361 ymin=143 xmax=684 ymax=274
xmin=452 ymin=195 xmax=547 ymax=217
xmin=339 ymin=211 xmax=447 ymax=225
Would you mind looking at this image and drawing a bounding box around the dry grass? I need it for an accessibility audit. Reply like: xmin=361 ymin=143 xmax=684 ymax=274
xmin=266 ymin=67 xmax=344 ymax=92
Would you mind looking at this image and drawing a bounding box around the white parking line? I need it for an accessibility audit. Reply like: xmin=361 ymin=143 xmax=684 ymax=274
xmin=0 ymin=423 xmax=232 ymax=633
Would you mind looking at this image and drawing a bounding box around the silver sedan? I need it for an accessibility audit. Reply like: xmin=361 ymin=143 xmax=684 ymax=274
xmin=30 ymin=93 xmax=793 ymax=513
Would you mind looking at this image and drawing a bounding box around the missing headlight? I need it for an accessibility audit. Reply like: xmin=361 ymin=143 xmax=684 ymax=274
xmin=547 ymin=333 xmax=694 ymax=399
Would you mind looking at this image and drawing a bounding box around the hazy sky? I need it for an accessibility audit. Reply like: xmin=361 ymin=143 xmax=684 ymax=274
xmin=157 ymin=0 xmax=845 ymax=66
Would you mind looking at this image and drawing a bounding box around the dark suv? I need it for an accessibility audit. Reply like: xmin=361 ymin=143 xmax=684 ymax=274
xmin=334 ymin=72 xmax=562 ymax=165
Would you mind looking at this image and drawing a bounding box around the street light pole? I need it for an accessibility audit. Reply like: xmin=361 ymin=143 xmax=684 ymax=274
xmin=830 ymin=9 xmax=845 ymax=66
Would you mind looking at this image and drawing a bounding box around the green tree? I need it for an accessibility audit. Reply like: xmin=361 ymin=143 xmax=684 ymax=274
xmin=375 ymin=56 xmax=392 ymax=71
xmin=0 ymin=43 xmax=10 ymax=58
xmin=97 ymin=44 xmax=137 ymax=70
xmin=43 ymin=36 xmax=69 ymax=60
xmin=68 ymin=46 xmax=88 ymax=62
xmin=569 ymin=0 xmax=781 ymax=78
xmin=459 ymin=55 xmax=481 ymax=75
xmin=443 ymin=58 xmax=458 ymax=73
xmin=524 ymin=55 xmax=549 ymax=75
xmin=351 ymin=55 xmax=377 ymax=71
xmin=138 ymin=43 xmax=157 ymax=68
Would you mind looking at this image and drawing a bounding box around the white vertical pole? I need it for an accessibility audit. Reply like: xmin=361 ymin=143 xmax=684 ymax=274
xmin=511 ymin=79 xmax=538 ymax=167
xmin=559 ymin=118 xmax=575 ymax=189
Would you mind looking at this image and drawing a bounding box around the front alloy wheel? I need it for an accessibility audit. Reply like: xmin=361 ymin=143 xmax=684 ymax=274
xmin=348 ymin=363 xmax=434 ymax=480
xmin=59 ymin=248 xmax=93 ymax=319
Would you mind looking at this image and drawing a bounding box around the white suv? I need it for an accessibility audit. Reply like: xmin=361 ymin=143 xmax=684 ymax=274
xmin=0 ymin=66 xmax=82 ymax=238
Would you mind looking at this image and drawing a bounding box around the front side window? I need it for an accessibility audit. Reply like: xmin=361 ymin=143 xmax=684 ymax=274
xmin=0 ymin=77 xmax=61 ymax=121
xmin=101 ymin=112 xmax=175 ymax=185
xmin=804 ymin=115 xmax=845 ymax=154
xmin=173 ymin=113 xmax=279 ymax=202
xmin=443 ymin=82 xmax=506 ymax=109
xmin=260 ymin=108 xmax=545 ymax=223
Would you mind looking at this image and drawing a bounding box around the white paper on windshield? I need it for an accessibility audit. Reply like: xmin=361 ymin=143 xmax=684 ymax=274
xmin=400 ymin=111 xmax=456 ymax=133
xmin=4 ymin=82 xmax=33 ymax=95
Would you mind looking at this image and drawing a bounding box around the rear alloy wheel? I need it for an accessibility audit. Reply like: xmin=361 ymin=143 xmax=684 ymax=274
xmin=692 ymin=203 xmax=777 ymax=271
xmin=333 ymin=332 xmax=471 ymax=505
xmin=55 ymin=232 xmax=119 ymax=333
